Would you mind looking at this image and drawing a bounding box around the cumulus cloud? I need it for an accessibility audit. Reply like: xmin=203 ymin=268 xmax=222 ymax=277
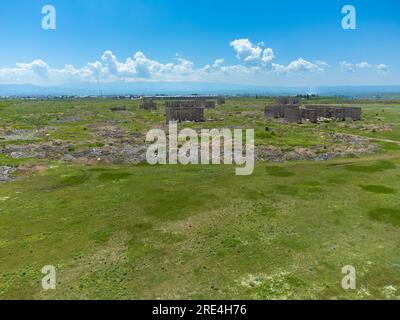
xmin=376 ymin=64 xmax=388 ymax=74
xmin=230 ymin=39 xmax=275 ymax=65
xmin=16 ymin=59 xmax=50 ymax=78
xmin=356 ymin=62 xmax=372 ymax=69
xmin=339 ymin=61 xmax=387 ymax=74
xmin=0 ymin=39 xmax=389 ymax=85
xmin=272 ymin=58 xmax=327 ymax=74
xmin=339 ymin=61 xmax=355 ymax=73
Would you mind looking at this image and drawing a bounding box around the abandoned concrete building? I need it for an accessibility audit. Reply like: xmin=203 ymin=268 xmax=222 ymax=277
xmin=204 ymin=100 xmax=216 ymax=109
xmin=304 ymin=105 xmax=362 ymax=121
xmin=165 ymin=100 xmax=205 ymax=123
xmin=274 ymin=97 xmax=300 ymax=105
xmin=217 ymin=97 xmax=226 ymax=105
xmin=140 ymin=99 xmax=157 ymax=110
xmin=265 ymin=104 xmax=362 ymax=123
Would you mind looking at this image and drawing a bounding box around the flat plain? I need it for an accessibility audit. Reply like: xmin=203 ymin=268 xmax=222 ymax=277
xmin=0 ymin=97 xmax=399 ymax=299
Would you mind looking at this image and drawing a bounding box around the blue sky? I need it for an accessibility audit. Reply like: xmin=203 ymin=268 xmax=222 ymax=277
xmin=0 ymin=0 xmax=399 ymax=87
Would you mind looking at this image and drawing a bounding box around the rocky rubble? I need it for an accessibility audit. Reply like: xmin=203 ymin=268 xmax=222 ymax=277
xmin=256 ymin=133 xmax=378 ymax=162
xmin=0 ymin=129 xmax=42 ymax=141
xmin=72 ymin=144 xmax=147 ymax=164
xmin=0 ymin=139 xmax=148 ymax=165
xmin=0 ymin=166 xmax=15 ymax=182
xmin=0 ymin=141 xmax=74 ymax=160
xmin=0 ymin=124 xmax=379 ymax=167
xmin=87 ymin=124 xmax=128 ymax=139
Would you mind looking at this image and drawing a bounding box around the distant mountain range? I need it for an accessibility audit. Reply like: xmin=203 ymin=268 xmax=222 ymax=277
xmin=1 ymin=83 xmax=400 ymax=98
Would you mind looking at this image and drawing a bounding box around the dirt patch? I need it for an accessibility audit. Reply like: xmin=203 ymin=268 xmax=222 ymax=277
xmin=17 ymin=164 xmax=49 ymax=175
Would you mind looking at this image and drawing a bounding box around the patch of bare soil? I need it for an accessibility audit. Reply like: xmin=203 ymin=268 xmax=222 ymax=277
xmin=17 ymin=164 xmax=49 ymax=175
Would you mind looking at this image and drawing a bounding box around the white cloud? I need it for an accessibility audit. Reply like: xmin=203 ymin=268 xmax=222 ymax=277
xmin=376 ymin=64 xmax=388 ymax=74
xmin=0 ymin=39 xmax=389 ymax=85
xmin=230 ymin=39 xmax=274 ymax=65
xmin=16 ymin=59 xmax=50 ymax=78
xmin=339 ymin=61 xmax=355 ymax=73
xmin=339 ymin=61 xmax=387 ymax=74
xmin=272 ymin=58 xmax=326 ymax=74
xmin=356 ymin=62 xmax=372 ymax=69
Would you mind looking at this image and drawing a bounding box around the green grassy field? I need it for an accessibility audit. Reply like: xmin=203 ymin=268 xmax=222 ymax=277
xmin=0 ymin=97 xmax=399 ymax=299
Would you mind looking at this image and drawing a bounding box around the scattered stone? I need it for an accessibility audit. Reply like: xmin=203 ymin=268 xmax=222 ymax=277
xmin=0 ymin=141 xmax=75 ymax=160
xmin=0 ymin=129 xmax=41 ymax=141
xmin=256 ymin=134 xmax=378 ymax=163
xmin=72 ymin=144 xmax=147 ymax=165
xmin=87 ymin=124 xmax=127 ymax=139
xmin=0 ymin=166 xmax=16 ymax=182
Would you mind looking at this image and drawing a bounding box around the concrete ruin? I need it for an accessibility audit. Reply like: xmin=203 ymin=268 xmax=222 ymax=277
xmin=304 ymin=105 xmax=362 ymax=121
xmin=265 ymin=103 xmax=362 ymax=123
xmin=140 ymin=99 xmax=157 ymax=110
xmin=274 ymin=97 xmax=300 ymax=105
xmin=165 ymin=100 xmax=205 ymax=123
xmin=217 ymin=97 xmax=226 ymax=105
xmin=204 ymin=100 xmax=216 ymax=109
xmin=283 ymin=106 xmax=302 ymax=123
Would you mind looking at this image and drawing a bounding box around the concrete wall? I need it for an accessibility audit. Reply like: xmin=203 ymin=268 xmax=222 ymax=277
xmin=165 ymin=106 xmax=205 ymax=123
xmin=284 ymin=106 xmax=302 ymax=123
xmin=217 ymin=97 xmax=226 ymax=105
xmin=304 ymin=105 xmax=362 ymax=121
xmin=265 ymin=106 xmax=279 ymax=119
xmin=165 ymin=100 xmax=206 ymax=122
xmin=166 ymin=100 xmax=205 ymax=108
xmin=140 ymin=99 xmax=157 ymax=110
xmin=301 ymin=109 xmax=317 ymax=123
xmin=204 ymin=101 xmax=216 ymax=109
xmin=265 ymin=104 xmax=362 ymax=122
